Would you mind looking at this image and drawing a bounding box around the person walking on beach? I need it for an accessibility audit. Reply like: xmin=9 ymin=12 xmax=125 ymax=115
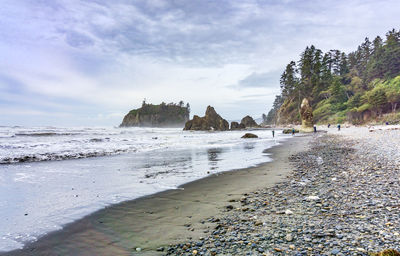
xmin=292 ymin=128 xmax=295 ymax=136
xmin=272 ymin=130 xmax=275 ymax=138
xmin=328 ymin=124 xmax=331 ymax=128
xmin=337 ymin=124 xmax=341 ymax=131
xmin=313 ymin=126 xmax=317 ymax=133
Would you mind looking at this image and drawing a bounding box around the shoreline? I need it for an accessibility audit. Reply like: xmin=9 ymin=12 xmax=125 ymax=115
xmin=164 ymin=130 xmax=400 ymax=255
xmin=3 ymin=135 xmax=311 ymax=256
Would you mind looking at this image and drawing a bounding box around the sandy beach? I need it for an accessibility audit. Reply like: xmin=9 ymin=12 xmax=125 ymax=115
xmin=3 ymin=135 xmax=311 ymax=256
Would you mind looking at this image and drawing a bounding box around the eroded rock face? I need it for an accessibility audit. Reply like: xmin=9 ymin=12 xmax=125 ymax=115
xmin=240 ymin=116 xmax=258 ymax=128
xmin=184 ymin=106 xmax=229 ymax=131
xmin=230 ymin=121 xmax=240 ymax=130
xmin=300 ymin=98 xmax=313 ymax=128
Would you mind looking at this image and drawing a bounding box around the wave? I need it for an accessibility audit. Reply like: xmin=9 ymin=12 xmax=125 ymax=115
xmin=0 ymin=149 xmax=131 ymax=164
xmin=0 ymin=127 xmax=285 ymax=165
xmin=15 ymin=132 xmax=77 ymax=137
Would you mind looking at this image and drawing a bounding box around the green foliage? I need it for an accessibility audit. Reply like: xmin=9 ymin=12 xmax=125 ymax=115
xmin=268 ymin=29 xmax=400 ymax=124
xmin=384 ymin=75 xmax=400 ymax=112
xmin=380 ymin=112 xmax=400 ymax=124
xmin=128 ymin=109 xmax=138 ymax=116
xmin=313 ymin=100 xmax=332 ymax=122
xmin=122 ymin=101 xmax=190 ymax=127
xmin=139 ymin=102 xmax=189 ymax=116
xmin=329 ymin=77 xmax=347 ymax=104
xmin=356 ymin=103 xmax=372 ymax=113
xmin=350 ymin=76 xmax=363 ymax=92
xmin=363 ymin=86 xmax=387 ymax=115
xmin=347 ymin=93 xmax=362 ymax=109
xmin=331 ymin=110 xmax=348 ymax=124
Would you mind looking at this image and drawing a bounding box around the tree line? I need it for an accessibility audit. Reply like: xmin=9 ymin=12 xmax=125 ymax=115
xmin=267 ymin=28 xmax=400 ymax=124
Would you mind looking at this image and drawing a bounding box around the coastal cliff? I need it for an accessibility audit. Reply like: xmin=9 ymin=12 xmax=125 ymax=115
xmin=120 ymin=102 xmax=190 ymax=127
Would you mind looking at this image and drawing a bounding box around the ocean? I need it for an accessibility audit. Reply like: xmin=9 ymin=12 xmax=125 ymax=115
xmin=0 ymin=126 xmax=290 ymax=252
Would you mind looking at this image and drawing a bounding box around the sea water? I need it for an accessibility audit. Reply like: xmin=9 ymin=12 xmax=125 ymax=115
xmin=0 ymin=126 xmax=290 ymax=252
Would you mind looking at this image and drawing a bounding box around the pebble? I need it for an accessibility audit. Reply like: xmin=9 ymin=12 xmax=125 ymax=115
xmin=331 ymin=248 xmax=340 ymax=255
xmin=285 ymin=234 xmax=293 ymax=242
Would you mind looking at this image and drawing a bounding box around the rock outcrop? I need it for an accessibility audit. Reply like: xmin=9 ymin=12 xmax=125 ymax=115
xmin=184 ymin=106 xmax=229 ymax=131
xmin=230 ymin=121 xmax=245 ymax=130
xmin=230 ymin=121 xmax=240 ymax=130
xmin=300 ymin=98 xmax=314 ymax=131
xmin=120 ymin=102 xmax=189 ymax=127
xmin=240 ymin=115 xmax=258 ymax=128
xmin=241 ymin=133 xmax=258 ymax=138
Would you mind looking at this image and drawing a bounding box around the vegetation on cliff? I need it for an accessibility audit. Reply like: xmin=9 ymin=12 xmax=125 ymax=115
xmin=267 ymin=29 xmax=400 ymax=125
xmin=120 ymin=100 xmax=190 ymax=127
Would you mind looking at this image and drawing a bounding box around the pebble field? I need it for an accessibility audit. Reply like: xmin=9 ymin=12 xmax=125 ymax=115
xmin=163 ymin=130 xmax=400 ymax=255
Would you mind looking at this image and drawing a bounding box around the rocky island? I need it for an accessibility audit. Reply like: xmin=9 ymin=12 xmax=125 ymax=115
xmin=184 ymin=106 xmax=261 ymax=131
xmin=120 ymin=101 xmax=190 ymax=127
xmin=240 ymin=115 xmax=259 ymax=128
xmin=184 ymin=106 xmax=229 ymax=131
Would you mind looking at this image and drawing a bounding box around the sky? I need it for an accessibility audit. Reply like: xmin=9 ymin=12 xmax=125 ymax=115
xmin=1 ymin=0 xmax=400 ymax=126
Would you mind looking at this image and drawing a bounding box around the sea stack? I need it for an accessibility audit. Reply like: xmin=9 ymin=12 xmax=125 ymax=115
xmin=184 ymin=106 xmax=229 ymax=131
xmin=120 ymin=102 xmax=190 ymax=128
xmin=300 ymin=98 xmax=314 ymax=132
xmin=240 ymin=115 xmax=258 ymax=128
xmin=230 ymin=121 xmax=240 ymax=130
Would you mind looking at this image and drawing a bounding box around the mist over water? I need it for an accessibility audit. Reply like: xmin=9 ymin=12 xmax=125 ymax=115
xmin=0 ymin=127 xmax=290 ymax=252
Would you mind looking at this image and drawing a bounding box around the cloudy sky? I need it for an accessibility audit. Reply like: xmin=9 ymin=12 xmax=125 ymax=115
xmin=1 ymin=0 xmax=399 ymax=126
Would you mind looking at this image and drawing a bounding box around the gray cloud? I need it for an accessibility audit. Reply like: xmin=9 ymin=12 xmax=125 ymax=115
xmin=238 ymin=71 xmax=281 ymax=88
xmin=1 ymin=0 xmax=400 ymax=125
xmin=65 ymin=31 xmax=94 ymax=48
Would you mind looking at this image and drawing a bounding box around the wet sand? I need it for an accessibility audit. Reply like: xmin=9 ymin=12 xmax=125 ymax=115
xmin=3 ymin=135 xmax=310 ymax=256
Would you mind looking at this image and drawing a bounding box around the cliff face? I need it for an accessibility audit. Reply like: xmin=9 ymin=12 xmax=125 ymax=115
xmin=120 ymin=103 xmax=190 ymax=127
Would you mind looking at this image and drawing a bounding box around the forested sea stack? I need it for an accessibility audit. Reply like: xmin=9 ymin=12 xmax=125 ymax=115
xmin=266 ymin=29 xmax=400 ymax=125
xmin=120 ymin=101 xmax=190 ymax=127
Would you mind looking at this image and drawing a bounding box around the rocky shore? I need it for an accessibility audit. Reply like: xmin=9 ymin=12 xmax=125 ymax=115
xmin=164 ymin=131 xmax=400 ymax=255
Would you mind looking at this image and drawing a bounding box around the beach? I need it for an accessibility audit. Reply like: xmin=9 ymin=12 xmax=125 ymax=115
xmin=3 ymin=1 xmax=400 ymax=255
xmin=2 ymin=134 xmax=310 ymax=256
xmin=164 ymin=127 xmax=400 ymax=255
xmin=0 ymin=127 xmax=290 ymax=252
xmin=4 ymin=126 xmax=400 ymax=255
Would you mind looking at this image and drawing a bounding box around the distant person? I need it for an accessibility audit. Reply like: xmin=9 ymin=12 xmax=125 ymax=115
xmin=386 ymin=122 xmax=389 ymax=125
xmin=292 ymin=128 xmax=295 ymax=136
xmin=313 ymin=126 xmax=317 ymax=133
xmin=272 ymin=130 xmax=275 ymax=138
xmin=328 ymin=124 xmax=331 ymax=128
xmin=337 ymin=124 xmax=341 ymax=131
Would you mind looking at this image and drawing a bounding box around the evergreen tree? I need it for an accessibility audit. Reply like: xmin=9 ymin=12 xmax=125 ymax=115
xmin=268 ymin=29 xmax=400 ymax=124
xmin=280 ymin=61 xmax=298 ymax=98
